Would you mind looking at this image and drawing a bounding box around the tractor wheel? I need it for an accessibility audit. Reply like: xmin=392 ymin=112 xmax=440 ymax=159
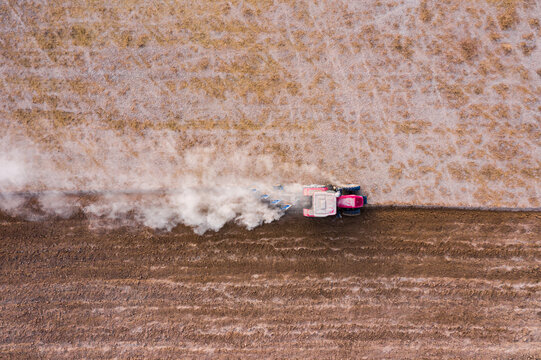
xmin=341 ymin=208 xmax=361 ymax=216
xmin=341 ymin=185 xmax=361 ymax=195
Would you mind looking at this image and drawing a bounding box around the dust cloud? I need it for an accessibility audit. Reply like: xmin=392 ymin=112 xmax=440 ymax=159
xmin=0 ymin=132 xmax=313 ymax=233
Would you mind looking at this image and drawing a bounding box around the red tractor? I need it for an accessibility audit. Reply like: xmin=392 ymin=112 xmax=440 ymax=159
xmin=302 ymin=184 xmax=366 ymax=217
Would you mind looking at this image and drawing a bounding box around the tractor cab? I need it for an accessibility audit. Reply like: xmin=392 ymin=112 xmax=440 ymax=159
xmin=302 ymin=187 xmax=338 ymax=217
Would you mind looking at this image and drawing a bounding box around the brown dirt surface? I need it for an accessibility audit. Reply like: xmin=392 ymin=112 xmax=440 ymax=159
xmin=1 ymin=208 xmax=540 ymax=359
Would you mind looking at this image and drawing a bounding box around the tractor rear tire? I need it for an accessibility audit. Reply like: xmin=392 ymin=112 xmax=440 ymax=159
xmin=341 ymin=208 xmax=361 ymax=216
xmin=341 ymin=185 xmax=361 ymax=195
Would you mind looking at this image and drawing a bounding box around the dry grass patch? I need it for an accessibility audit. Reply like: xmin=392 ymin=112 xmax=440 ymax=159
xmin=70 ymin=25 xmax=94 ymax=47
xmin=486 ymin=0 xmax=522 ymax=30
xmin=489 ymin=31 xmax=503 ymax=41
xmin=520 ymin=167 xmax=541 ymax=179
xmin=137 ymin=34 xmax=150 ymax=48
xmin=491 ymin=104 xmax=510 ymax=119
xmin=519 ymin=41 xmax=536 ymax=55
xmin=478 ymin=56 xmax=505 ymax=76
xmin=460 ymin=38 xmax=479 ymax=61
xmin=447 ymin=163 xmax=474 ymax=182
xmin=388 ymin=165 xmax=404 ymax=179
xmin=32 ymin=94 xmax=59 ymax=106
xmin=501 ymin=43 xmax=513 ymax=54
xmin=189 ymin=77 xmax=228 ymax=100
xmin=263 ymin=143 xmax=290 ymax=162
xmin=480 ymin=165 xmax=505 ymax=181
xmin=514 ymin=65 xmax=530 ymax=80
xmin=492 ymin=83 xmax=509 ymax=98
xmin=13 ymin=109 xmax=84 ymax=136
xmin=418 ymin=0 xmax=433 ymax=23
xmin=394 ymin=120 xmax=430 ymax=135
xmin=438 ymin=83 xmax=469 ymax=108
xmin=488 ymin=140 xmax=519 ymax=161
xmin=116 ymin=30 xmax=135 ymax=48
xmin=498 ymin=11 xmax=518 ymax=30
xmin=391 ymin=35 xmax=414 ymax=59
xmin=35 ymin=29 xmax=62 ymax=50
xmin=473 ymin=186 xmax=505 ymax=205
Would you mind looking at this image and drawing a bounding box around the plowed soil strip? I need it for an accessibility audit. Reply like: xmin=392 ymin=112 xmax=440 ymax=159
xmin=0 ymin=208 xmax=540 ymax=359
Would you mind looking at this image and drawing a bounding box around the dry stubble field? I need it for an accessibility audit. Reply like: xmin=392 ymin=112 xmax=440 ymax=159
xmin=1 ymin=0 xmax=540 ymax=207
